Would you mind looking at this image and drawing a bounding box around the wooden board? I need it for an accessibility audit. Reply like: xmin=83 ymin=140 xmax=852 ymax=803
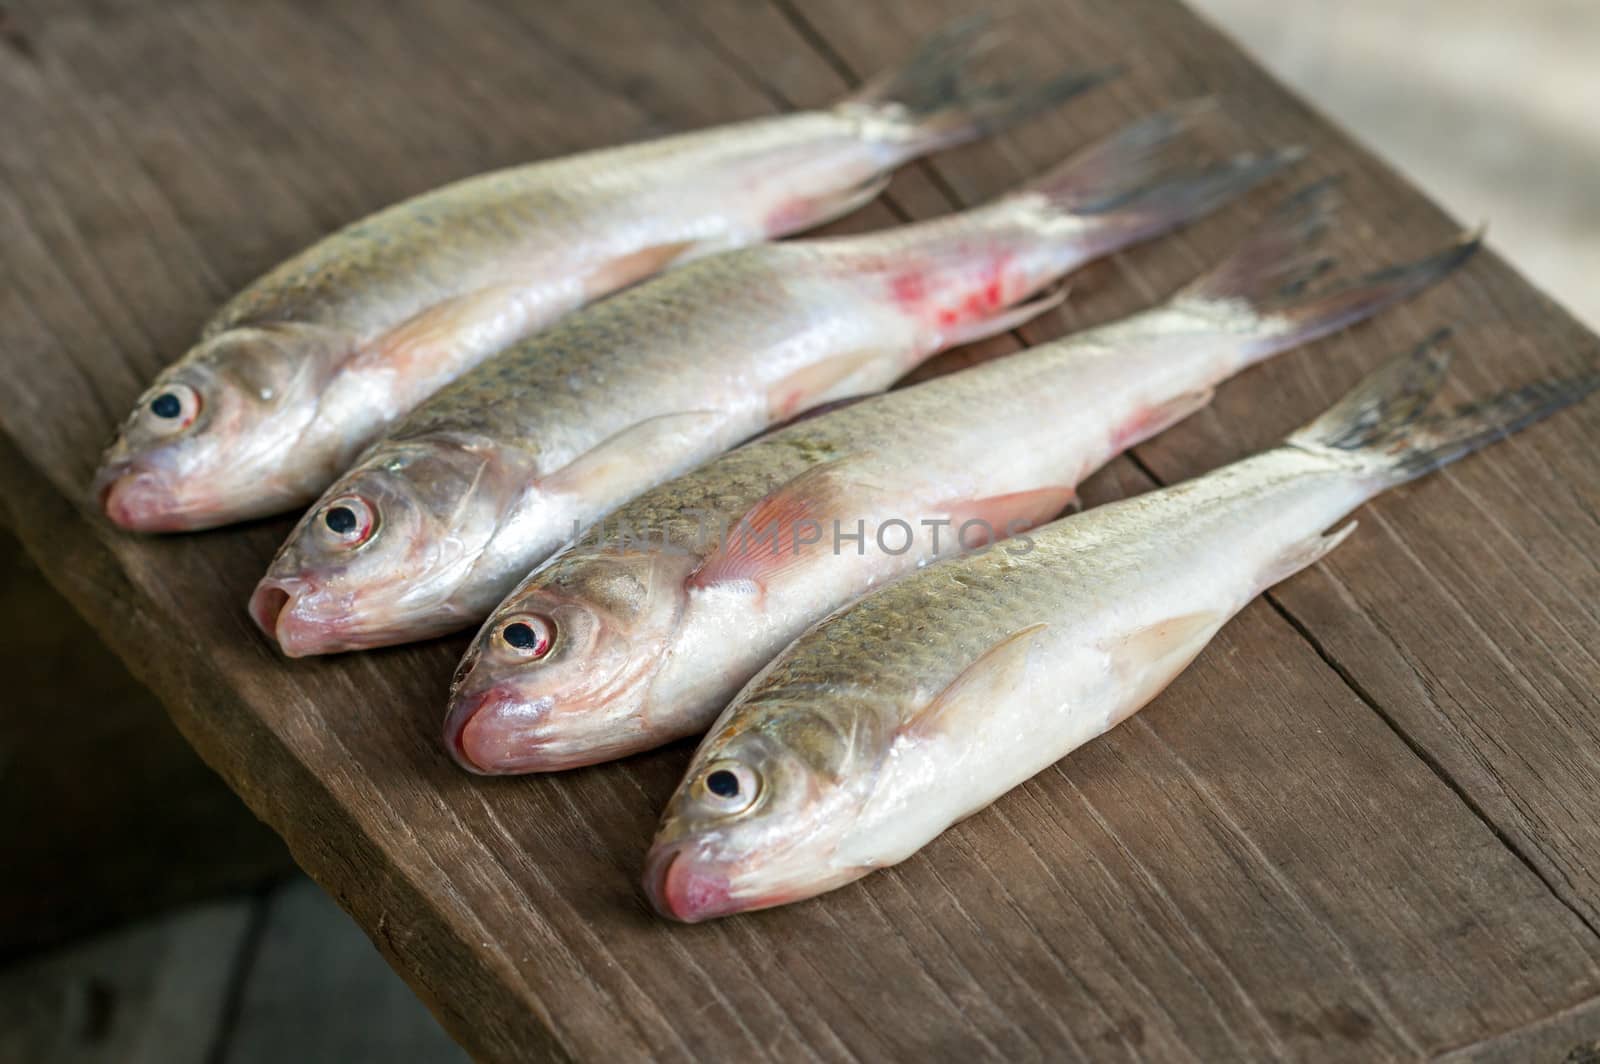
xmin=3 ymin=0 xmax=1599 ymax=1059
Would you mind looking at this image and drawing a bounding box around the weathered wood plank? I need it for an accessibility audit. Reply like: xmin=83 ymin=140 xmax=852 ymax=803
xmin=1435 ymin=992 xmax=1600 ymax=1063
xmin=2 ymin=1 xmax=1599 ymax=1060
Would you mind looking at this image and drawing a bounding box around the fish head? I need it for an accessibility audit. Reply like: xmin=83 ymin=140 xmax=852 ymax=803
xmin=644 ymin=691 xmax=887 ymax=922
xmin=249 ymin=434 xmax=520 ymax=655
xmin=444 ymin=548 xmax=699 ymax=773
xmin=94 ymin=323 xmax=352 ymax=531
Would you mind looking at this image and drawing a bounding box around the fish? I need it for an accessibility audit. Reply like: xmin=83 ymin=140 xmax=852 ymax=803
xmin=444 ymin=182 xmax=1480 ymax=773
xmin=643 ymin=331 xmax=1600 ymax=921
xmin=250 ymin=103 xmax=1298 ymax=656
xmin=92 ymin=18 xmax=1109 ymax=532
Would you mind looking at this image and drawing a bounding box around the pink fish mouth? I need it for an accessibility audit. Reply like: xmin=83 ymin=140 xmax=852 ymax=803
xmin=443 ymin=686 xmax=556 ymax=775
xmin=642 ymin=843 xmax=736 ymax=923
xmin=95 ymin=465 xmax=189 ymax=532
xmin=249 ymin=576 xmax=350 ymax=658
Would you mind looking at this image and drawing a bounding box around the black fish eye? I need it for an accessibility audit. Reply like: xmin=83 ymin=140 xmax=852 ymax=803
xmin=498 ymin=615 xmax=554 ymax=658
xmin=317 ymin=495 xmax=376 ymax=548
xmin=706 ymin=770 xmax=740 ymax=798
xmin=324 ymin=506 xmax=358 ymax=534
xmin=150 ymin=393 xmax=183 ymax=419
xmin=503 ymin=622 xmax=538 ymax=649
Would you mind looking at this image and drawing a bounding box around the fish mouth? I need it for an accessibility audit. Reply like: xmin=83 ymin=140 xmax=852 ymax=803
xmin=443 ymin=686 xmax=558 ymax=774
xmin=95 ymin=464 xmax=191 ymax=532
xmin=642 ymin=842 xmax=737 ymax=923
xmin=249 ymin=576 xmax=352 ymax=658
xmin=643 ymin=839 xmax=839 ymax=921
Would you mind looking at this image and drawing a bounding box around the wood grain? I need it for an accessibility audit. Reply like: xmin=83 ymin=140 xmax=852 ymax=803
xmin=3 ymin=0 xmax=1599 ymax=1059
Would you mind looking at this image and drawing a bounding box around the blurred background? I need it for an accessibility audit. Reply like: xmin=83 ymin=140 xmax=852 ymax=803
xmin=3 ymin=2 xmax=1596 ymax=1061
xmin=1193 ymin=0 xmax=1600 ymax=328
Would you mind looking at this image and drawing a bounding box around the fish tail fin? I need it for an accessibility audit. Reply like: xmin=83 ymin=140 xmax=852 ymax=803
xmin=846 ymin=16 xmax=1116 ymax=157
xmin=1176 ymin=179 xmax=1482 ymax=363
xmin=1021 ymin=100 xmax=1301 ymax=258
xmin=1288 ymin=328 xmax=1600 ymax=490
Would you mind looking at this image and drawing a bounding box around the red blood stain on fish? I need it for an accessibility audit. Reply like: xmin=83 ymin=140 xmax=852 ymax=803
xmin=890 ymin=272 xmax=927 ymax=308
xmin=893 ymin=253 xmax=1015 ymax=334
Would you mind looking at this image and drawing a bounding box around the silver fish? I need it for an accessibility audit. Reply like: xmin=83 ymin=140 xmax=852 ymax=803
xmin=252 ymin=103 xmax=1296 ymax=656
xmin=445 ymin=183 xmax=1478 ymax=773
xmin=645 ymin=332 xmax=1599 ymax=920
xmin=94 ymin=18 xmax=1106 ymax=531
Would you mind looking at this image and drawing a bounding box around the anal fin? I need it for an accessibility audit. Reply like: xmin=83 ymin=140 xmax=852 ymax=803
xmin=765 ymin=173 xmax=893 ymax=237
xmin=1258 ymin=521 xmax=1357 ymax=588
xmin=768 ymin=348 xmax=894 ymax=420
xmin=1111 ymin=389 xmax=1214 ymax=452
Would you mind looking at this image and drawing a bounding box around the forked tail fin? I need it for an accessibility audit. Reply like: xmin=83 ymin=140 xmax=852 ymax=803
xmin=1288 ymin=329 xmax=1600 ymax=488
xmin=846 ymin=16 xmax=1116 ymax=157
xmin=1021 ymin=100 xmax=1301 ymax=259
xmin=1175 ymin=180 xmax=1482 ymax=363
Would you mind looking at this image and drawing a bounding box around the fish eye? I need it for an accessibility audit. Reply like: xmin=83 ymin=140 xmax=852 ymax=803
xmin=141 ymin=383 xmax=200 ymax=436
xmin=318 ymin=495 xmax=376 ymax=547
xmin=695 ymin=760 xmax=760 ymax=815
xmin=499 ymin=614 xmax=554 ymax=658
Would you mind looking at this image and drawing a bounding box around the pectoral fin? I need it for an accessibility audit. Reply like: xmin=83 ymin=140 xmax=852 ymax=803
xmin=688 ymin=458 xmax=866 ymax=595
xmin=538 ymin=410 xmax=728 ymax=502
xmin=903 ymin=623 xmax=1051 ymax=742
